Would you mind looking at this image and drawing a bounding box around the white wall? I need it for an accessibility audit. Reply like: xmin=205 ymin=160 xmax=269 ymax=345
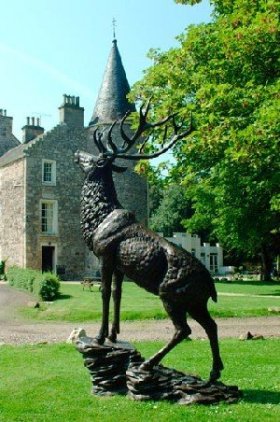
xmin=166 ymin=232 xmax=223 ymax=274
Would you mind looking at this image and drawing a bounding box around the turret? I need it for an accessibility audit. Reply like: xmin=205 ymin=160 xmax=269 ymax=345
xmin=89 ymin=39 xmax=135 ymax=126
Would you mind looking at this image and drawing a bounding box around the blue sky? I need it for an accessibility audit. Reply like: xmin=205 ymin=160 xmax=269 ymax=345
xmin=1 ymin=0 xmax=212 ymax=139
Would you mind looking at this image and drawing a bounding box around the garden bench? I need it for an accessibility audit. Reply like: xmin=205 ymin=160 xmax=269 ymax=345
xmin=81 ymin=272 xmax=101 ymax=291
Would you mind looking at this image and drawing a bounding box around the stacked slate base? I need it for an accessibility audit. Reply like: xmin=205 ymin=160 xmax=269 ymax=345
xmin=75 ymin=335 xmax=241 ymax=405
xmin=126 ymin=363 xmax=241 ymax=405
xmin=75 ymin=336 xmax=143 ymax=396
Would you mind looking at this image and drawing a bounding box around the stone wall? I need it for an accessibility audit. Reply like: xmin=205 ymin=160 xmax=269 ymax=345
xmin=24 ymin=125 xmax=88 ymax=279
xmin=0 ymin=159 xmax=25 ymax=267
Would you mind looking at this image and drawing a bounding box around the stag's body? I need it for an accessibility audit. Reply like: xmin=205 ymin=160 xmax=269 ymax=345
xmin=76 ymin=103 xmax=224 ymax=382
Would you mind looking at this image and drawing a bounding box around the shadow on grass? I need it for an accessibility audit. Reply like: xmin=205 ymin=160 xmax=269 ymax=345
xmin=57 ymin=294 xmax=72 ymax=300
xmin=259 ymin=291 xmax=280 ymax=297
xmin=242 ymin=389 xmax=280 ymax=405
xmin=216 ymin=280 xmax=280 ymax=287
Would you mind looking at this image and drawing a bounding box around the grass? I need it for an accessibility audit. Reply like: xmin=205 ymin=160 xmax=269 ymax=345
xmin=0 ymin=339 xmax=279 ymax=421
xmin=215 ymin=279 xmax=280 ymax=296
xmin=20 ymin=280 xmax=280 ymax=322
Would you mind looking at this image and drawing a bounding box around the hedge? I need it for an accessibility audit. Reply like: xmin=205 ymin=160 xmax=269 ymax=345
xmin=6 ymin=266 xmax=60 ymax=301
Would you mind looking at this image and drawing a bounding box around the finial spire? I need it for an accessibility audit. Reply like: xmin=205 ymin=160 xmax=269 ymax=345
xmin=112 ymin=17 xmax=116 ymax=40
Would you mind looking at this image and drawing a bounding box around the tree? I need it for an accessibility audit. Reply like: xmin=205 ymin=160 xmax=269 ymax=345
xmin=149 ymin=184 xmax=193 ymax=237
xmin=135 ymin=160 xmax=166 ymax=217
xmin=131 ymin=0 xmax=280 ymax=280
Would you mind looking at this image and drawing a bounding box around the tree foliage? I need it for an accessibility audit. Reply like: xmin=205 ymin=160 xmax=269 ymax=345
xmin=149 ymin=184 xmax=193 ymax=237
xmin=131 ymin=0 xmax=280 ymax=279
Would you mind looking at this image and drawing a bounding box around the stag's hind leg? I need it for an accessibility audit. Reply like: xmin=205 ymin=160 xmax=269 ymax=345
xmin=140 ymin=297 xmax=191 ymax=370
xmin=108 ymin=269 xmax=124 ymax=342
xmin=188 ymin=304 xmax=224 ymax=382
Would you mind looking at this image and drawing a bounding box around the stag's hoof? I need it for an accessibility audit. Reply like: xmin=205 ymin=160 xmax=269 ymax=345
xmin=208 ymin=369 xmax=221 ymax=384
xmin=94 ymin=335 xmax=106 ymax=345
xmin=108 ymin=333 xmax=117 ymax=343
xmin=139 ymin=361 xmax=154 ymax=372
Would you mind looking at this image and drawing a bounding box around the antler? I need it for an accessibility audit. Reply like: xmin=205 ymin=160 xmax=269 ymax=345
xmin=115 ymin=112 xmax=193 ymax=160
xmin=118 ymin=98 xmax=174 ymax=153
xmin=93 ymin=128 xmax=107 ymax=153
xmin=93 ymin=100 xmax=193 ymax=160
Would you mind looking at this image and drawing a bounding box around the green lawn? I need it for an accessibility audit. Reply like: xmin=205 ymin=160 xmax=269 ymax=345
xmin=0 ymin=339 xmax=279 ymax=422
xmin=216 ymin=279 xmax=280 ymax=296
xmin=20 ymin=280 xmax=280 ymax=322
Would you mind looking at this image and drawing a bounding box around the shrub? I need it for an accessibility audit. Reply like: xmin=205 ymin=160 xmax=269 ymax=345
xmin=39 ymin=272 xmax=60 ymax=301
xmin=6 ymin=266 xmax=60 ymax=301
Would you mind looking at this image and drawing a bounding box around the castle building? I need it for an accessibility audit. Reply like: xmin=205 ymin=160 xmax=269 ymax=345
xmin=0 ymin=39 xmax=148 ymax=279
xmin=166 ymin=232 xmax=223 ymax=275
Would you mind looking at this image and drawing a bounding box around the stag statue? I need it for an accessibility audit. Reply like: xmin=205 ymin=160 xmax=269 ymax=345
xmin=75 ymin=101 xmax=224 ymax=383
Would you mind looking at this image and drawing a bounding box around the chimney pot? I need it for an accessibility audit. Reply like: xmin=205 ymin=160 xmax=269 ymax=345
xmin=31 ymin=117 xmax=35 ymax=125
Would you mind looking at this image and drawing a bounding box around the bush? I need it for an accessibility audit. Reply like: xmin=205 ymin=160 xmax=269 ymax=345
xmin=6 ymin=266 xmax=60 ymax=301
xmin=39 ymin=272 xmax=60 ymax=301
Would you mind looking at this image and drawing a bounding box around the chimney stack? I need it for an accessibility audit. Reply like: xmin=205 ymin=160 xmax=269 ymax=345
xmin=22 ymin=116 xmax=44 ymax=143
xmin=0 ymin=109 xmax=13 ymax=136
xmin=59 ymin=94 xmax=84 ymax=129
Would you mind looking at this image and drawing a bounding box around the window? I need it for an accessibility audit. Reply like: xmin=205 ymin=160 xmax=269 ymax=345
xmin=41 ymin=200 xmax=57 ymax=235
xmin=200 ymin=252 xmax=206 ymax=264
xmin=42 ymin=160 xmax=56 ymax=185
xmin=210 ymin=253 xmax=218 ymax=273
xmin=191 ymin=248 xmax=196 ymax=257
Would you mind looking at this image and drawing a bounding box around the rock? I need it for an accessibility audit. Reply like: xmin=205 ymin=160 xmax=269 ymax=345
xmin=67 ymin=328 xmax=87 ymax=343
xmin=239 ymin=331 xmax=264 ymax=341
xmin=27 ymin=301 xmax=40 ymax=308
xmin=268 ymin=307 xmax=280 ymax=314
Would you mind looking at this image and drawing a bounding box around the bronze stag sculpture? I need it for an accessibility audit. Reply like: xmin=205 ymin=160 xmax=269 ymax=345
xmin=75 ymin=102 xmax=224 ymax=382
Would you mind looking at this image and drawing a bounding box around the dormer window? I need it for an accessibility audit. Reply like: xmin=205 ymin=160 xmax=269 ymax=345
xmin=42 ymin=159 xmax=56 ymax=185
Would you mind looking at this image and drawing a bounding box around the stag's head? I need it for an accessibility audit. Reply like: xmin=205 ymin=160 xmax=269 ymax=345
xmin=75 ymin=99 xmax=193 ymax=180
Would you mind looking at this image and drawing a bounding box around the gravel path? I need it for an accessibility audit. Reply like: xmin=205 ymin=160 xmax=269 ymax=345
xmin=0 ymin=282 xmax=279 ymax=345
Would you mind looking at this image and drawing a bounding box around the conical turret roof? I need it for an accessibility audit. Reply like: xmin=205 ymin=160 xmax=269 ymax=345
xmin=89 ymin=39 xmax=135 ymax=126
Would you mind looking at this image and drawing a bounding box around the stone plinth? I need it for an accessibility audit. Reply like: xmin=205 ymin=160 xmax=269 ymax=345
xmin=74 ymin=333 xmax=242 ymax=405
xmin=126 ymin=363 xmax=241 ymax=405
xmin=75 ymin=336 xmax=143 ymax=396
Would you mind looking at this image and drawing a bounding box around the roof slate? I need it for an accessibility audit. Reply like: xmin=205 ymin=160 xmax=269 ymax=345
xmin=89 ymin=39 xmax=135 ymax=125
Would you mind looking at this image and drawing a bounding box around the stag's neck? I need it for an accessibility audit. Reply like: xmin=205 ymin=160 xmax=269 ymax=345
xmin=81 ymin=173 xmax=122 ymax=250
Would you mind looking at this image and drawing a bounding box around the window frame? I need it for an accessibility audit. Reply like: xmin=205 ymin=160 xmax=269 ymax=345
xmin=42 ymin=159 xmax=56 ymax=186
xmin=40 ymin=200 xmax=58 ymax=235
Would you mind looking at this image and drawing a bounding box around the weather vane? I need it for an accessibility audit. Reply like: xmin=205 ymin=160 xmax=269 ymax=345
xmin=112 ymin=18 xmax=116 ymax=39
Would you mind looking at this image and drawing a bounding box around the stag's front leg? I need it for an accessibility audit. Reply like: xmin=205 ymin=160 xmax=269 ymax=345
xmin=108 ymin=270 xmax=124 ymax=343
xmin=95 ymin=257 xmax=114 ymax=344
